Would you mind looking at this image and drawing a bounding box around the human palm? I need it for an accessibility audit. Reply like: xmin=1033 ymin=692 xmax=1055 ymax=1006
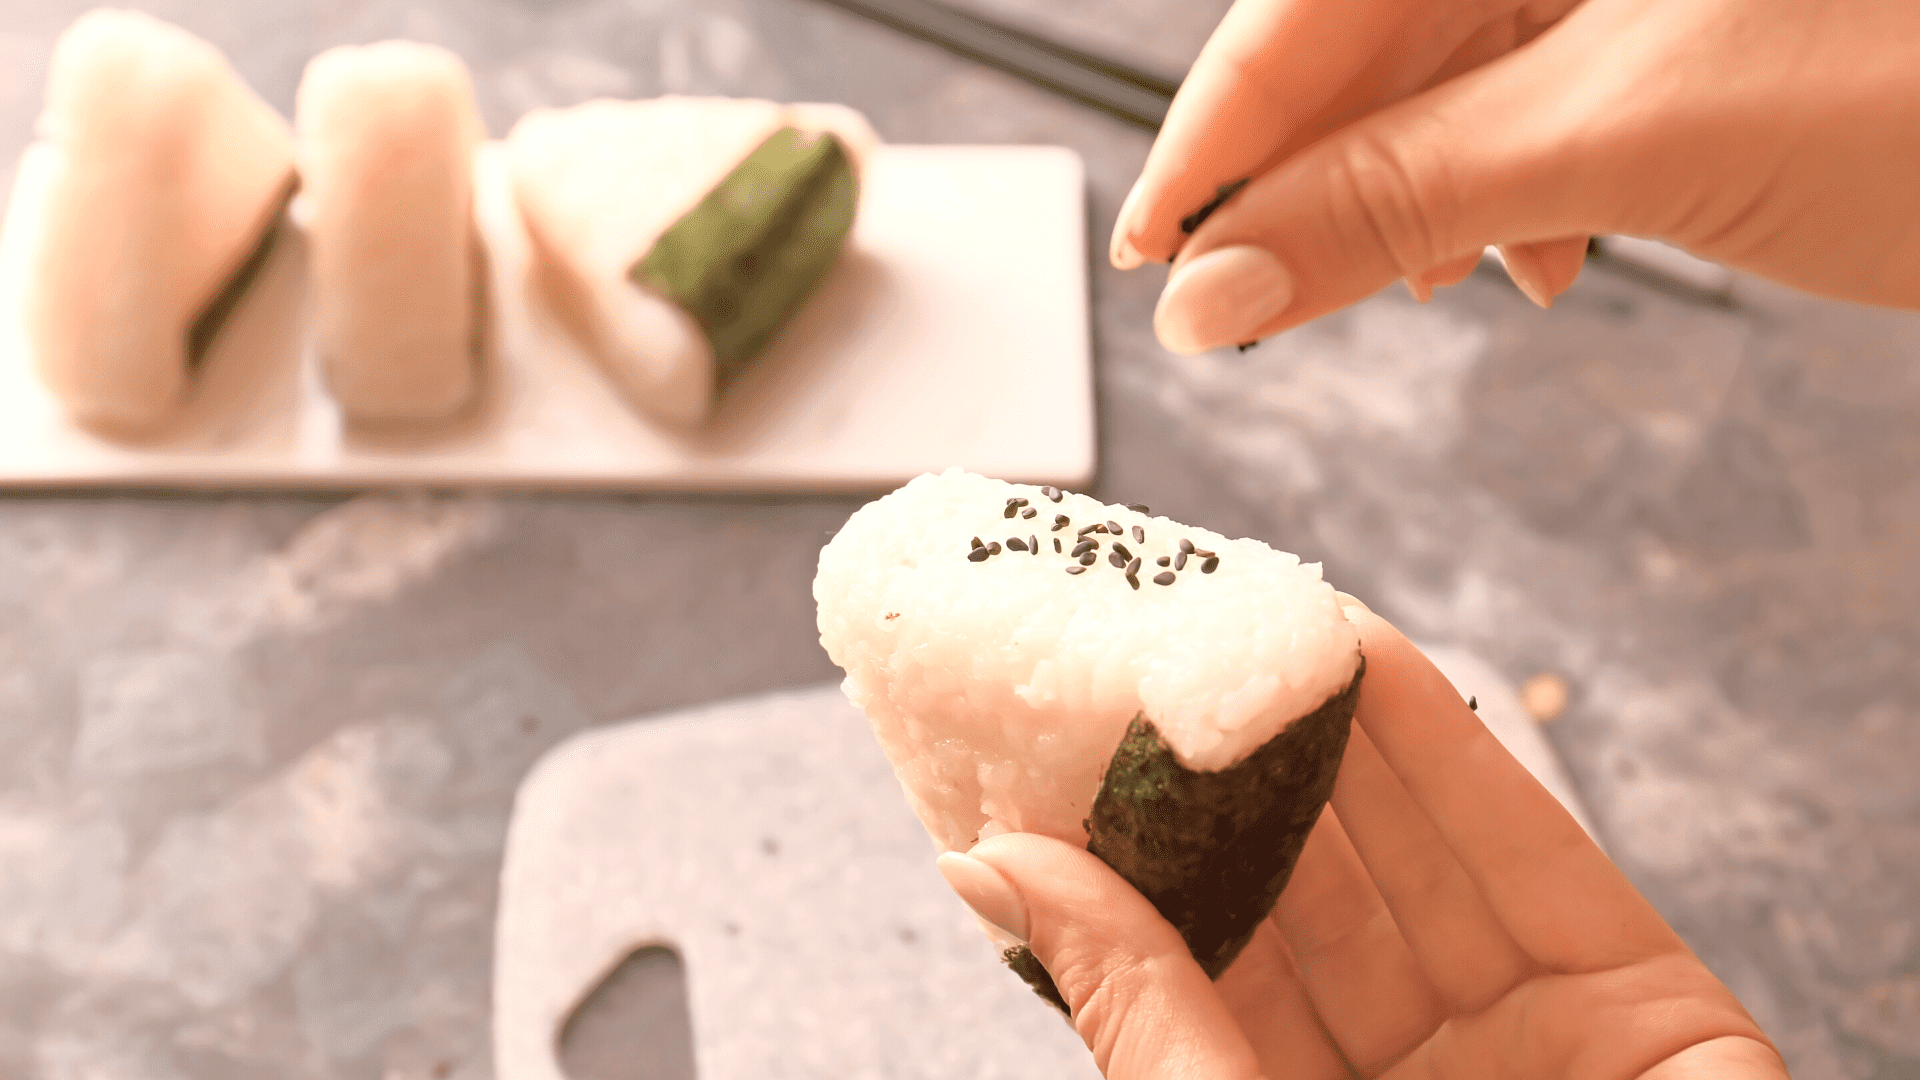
xmin=962 ymin=606 xmax=1788 ymax=1079
xmin=1113 ymin=0 xmax=1920 ymax=353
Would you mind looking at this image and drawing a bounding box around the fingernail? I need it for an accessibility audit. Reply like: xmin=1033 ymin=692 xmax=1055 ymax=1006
xmin=937 ymin=851 xmax=1029 ymax=942
xmin=1154 ymin=245 xmax=1294 ymax=355
xmin=1110 ymin=177 xmax=1146 ymax=269
xmin=1334 ymin=590 xmax=1371 ymax=615
xmin=1498 ymin=244 xmax=1554 ymax=309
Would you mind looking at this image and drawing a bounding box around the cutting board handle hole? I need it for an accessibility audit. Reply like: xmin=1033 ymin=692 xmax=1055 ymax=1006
xmin=557 ymin=944 xmax=697 ymax=1080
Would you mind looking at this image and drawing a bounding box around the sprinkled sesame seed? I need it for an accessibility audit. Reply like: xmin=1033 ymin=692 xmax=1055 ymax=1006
xmin=967 ymin=548 xmax=990 ymax=562
xmin=1468 ymin=695 xmax=1478 ymax=712
xmin=988 ymin=542 xmax=1001 ymax=555
xmin=1202 ymin=556 xmax=1219 ymax=573
xmin=1029 ymin=535 xmax=1038 ymax=554
xmin=1126 ymin=504 xmax=1149 ymax=513
xmin=1080 ymin=551 xmax=1097 ymax=566
xmin=1111 ymin=543 xmax=1131 ymax=561
xmin=972 ymin=536 xmax=984 ymax=549
xmin=1078 ymin=524 xmax=1099 ymax=537
xmin=1236 ymin=340 xmax=1259 ymax=353
xmin=1132 ymin=525 xmax=1145 ymax=544
xmin=1065 ymin=565 xmax=1086 ymax=575
xmin=1195 ymin=549 xmax=1215 ymax=558
xmin=1042 ymin=486 xmax=1062 ymax=502
xmin=1178 ymin=539 xmax=1194 ymax=554
xmin=1022 ymin=507 xmax=1037 ymax=519
xmin=1108 ymin=551 xmax=1126 ymax=568
xmin=1105 ymin=521 xmax=1121 ymax=534
xmin=1126 ymin=557 xmax=1142 ymax=577
xmin=1053 ymin=514 xmax=1070 ymax=530
xmin=1007 ymin=497 xmax=1029 ymax=507
xmin=1153 ymin=571 xmax=1175 ymax=586
xmin=1126 ymin=573 xmax=1140 ymax=590
xmin=1053 ymin=538 xmax=1062 ymax=553
xmin=1072 ymin=540 xmax=1096 ymax=557
xmin=1174 ymin=551 xmax=1187 ymax=570
xmin=1004 ymin=505 xmax=1017 ymax=518
xmin=1007 ymin=537 xmax=1027 ymax=552
xmin=1157 ymin=556 xmax=1170 ymax=567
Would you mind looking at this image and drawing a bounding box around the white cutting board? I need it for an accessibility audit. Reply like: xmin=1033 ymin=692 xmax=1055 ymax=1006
xmin=494 ymin=685 xmax=1103 ymax=1080
xmin=492 ymin=662 xmax=1598 ymax=1080
xmin=0 ymin=144 xmax=1093 ymax=491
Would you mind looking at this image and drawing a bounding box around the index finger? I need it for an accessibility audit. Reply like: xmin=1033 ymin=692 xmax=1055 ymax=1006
xmin=1113 ymin=0 xmax=1415 ymax=268
xmin=1341 ymin=605 xmax=1685 ymax=973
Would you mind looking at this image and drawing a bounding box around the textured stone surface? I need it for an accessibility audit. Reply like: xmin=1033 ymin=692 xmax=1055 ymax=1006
xmin=0 ymin=0 xmax=1917 ymax=1078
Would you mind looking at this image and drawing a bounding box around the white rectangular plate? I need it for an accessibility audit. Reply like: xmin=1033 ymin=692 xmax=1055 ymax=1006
xmin=0 ymin=143 xmax=1093 ymax=491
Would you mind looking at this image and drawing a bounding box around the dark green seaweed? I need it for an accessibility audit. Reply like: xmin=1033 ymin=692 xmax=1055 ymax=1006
xmin=1002 ymin=661 xmax=1363 ymax=1010
xmin=629 ymin=126 xmax=857 ymax=394
xmin=186 ymin=173 xmax=299 ymax=369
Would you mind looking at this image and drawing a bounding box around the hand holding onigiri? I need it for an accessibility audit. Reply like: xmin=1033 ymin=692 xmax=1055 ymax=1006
xmin=814 ymin=469 xmax=1362 ymax=1007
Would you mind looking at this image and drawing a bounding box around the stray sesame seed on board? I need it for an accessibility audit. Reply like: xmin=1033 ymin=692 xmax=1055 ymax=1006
xmin=1153 ymin=571 xmax=1175 ymax=585
xmin=1064 ymin=565 xmax=1086 ymax=575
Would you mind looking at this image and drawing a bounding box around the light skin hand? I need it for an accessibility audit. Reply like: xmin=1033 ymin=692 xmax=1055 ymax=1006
xmin=1114 ymin=0 xmax=1920 ymax=353
xmin=950 ymin=603 xmax=1792 ymax=1079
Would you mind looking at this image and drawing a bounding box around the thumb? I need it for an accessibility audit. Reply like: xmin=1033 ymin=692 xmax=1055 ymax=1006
xmin=1151 ymin=23 xmax=1635 ymax=354
xmin=939 ymin=833 xmax=1264 ymax=1080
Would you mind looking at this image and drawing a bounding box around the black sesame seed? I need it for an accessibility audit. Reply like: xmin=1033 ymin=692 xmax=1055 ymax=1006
xmin=1468 ymin=695 xmax=1479 ymax=712
xmin=1065 ymin=565 xmax=1086 ymax=575
xmin=1194 ymin=549 xmax=1215 ymax=559
xmin=1174 ymin=551 xmax=1187 ymax=570
xmin=1178 ymin=539 xmax=1194 ymax=554
xmin=1080 ymin=551 xmax=1097 ymax=566
xmin=1153 ymin=571 xmax=1175 ymax=586
xmin=967 ymin=548 xmax=990 ymax=562
xmin=1021 ymin=507 xmax=1037 ymax=519
xmin=1029 ymin=535 xmax=1038 ymax=554
xmin=1053 ymin=538 xmax=1062 ymax=553
xmin=1078 ymin=524 xmax=1099 ymax=537
xmin=1007 ymin=537 xmax=1027 ymax=552
xmin=1126 ymin=504 xmax=1149 ymax=514
xmin=1053 ymin=514 xmax=1070 ymax=530
xmin=1007 ymin=497 xmax=1028 ymax=507
xmin=1003 ymin=505 xmax=1017 ymax=518
xmin=1108 ymin=551 xmax=1126 ymax=568
xmin=1105 ymin=521 xmax=1121 ymax=534
xmin=1157 ymin=556 xmax=1170 ymax=567
xmin=1236 ymin=340 xmax=1259 ymax=353
xmin=1127 ymin=573 xmax=1140 ymax=590
xmin=1132 ymin=525 xmax=1145 ymax=544
xmin=1126 ymin=557 xmax=1142 ymax=576
xmin=988 ymin=542 xmax=1001 ymax=555
xmin=972 ymin=536 xmax=984 ymax=549
xmin=1048 ymin=488 xmax=1064 ymax=502
xmin=1111 ymin=543 xmax=1131 ymax=561
xmin=1072 ymin=540 xmax=1096 ymax=557
xmin=1202 ymin=556 xmax=1219 ymax=573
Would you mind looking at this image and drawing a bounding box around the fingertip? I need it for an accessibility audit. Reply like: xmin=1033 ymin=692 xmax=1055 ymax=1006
xmin=1110 ymin=177 xmax=1149 ymax=269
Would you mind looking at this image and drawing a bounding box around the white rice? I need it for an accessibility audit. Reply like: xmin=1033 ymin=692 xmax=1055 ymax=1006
xmin=814 ymin=468 xmax=1361 ymax=853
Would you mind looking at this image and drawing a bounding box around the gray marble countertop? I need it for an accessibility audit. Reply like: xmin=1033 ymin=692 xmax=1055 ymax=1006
xmin=2 ymin=2 xmax=1917 ymax=1078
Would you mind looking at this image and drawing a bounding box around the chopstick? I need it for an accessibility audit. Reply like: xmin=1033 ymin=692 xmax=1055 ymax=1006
xmin=807 ymin=0 xmax=1177 ymax=130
